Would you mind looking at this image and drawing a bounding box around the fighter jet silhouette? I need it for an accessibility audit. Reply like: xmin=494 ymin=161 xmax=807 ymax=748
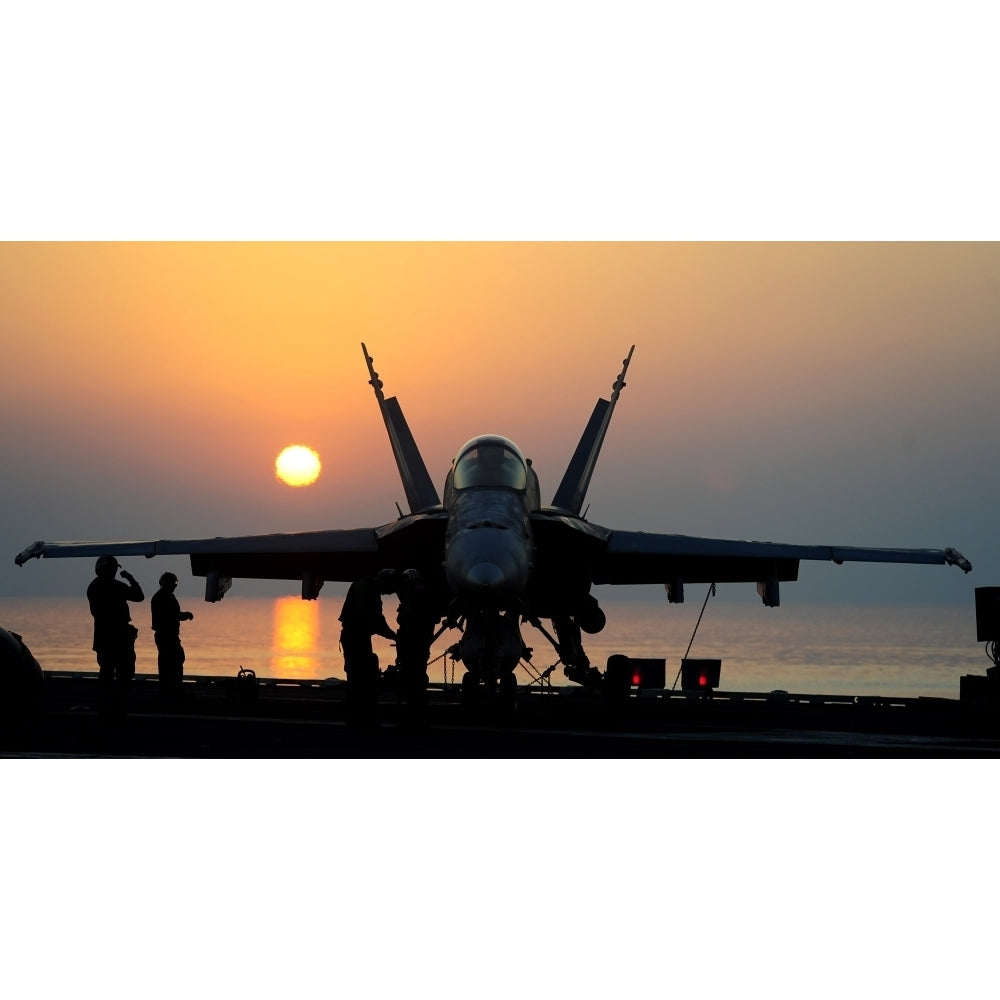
xmin=16 ymin=344 xmax=971 ymax=695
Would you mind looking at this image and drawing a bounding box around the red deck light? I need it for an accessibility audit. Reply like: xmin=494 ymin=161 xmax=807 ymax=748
xmin=605 ymin=656 xmax=666 ymax=695
xmin=625 ymin=658 xmax=666 ymax=689
xmin=680 ymin=658 xmax=722 ymax=692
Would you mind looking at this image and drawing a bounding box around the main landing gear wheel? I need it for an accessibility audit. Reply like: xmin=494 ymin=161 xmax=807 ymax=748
xmin=461 ymin=671 xmax=480 ymax=708
xmin=604 ymin=654 xmax=631 ymax=705
xmin=498 ymin=671 xmax=517 ymax=718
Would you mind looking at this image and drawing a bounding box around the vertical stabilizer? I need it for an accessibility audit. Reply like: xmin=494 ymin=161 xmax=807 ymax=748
xmin=362 ymin=344 xmax=441 ymax=513
xmin=552 ymin=346 xmax=634 ymax=514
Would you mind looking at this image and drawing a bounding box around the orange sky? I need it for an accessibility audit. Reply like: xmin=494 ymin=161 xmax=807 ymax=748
xmin=2 ymin=242 xmax=997 ymax=602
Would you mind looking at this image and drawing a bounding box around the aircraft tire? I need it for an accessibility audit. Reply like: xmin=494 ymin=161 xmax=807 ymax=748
xmin=604 ymin=654 xmax=630 ymax=704
xmin=460 ymin=671 xmax=479 ymax=708
xmin=498 ymin=671 xmax=518 ymax=720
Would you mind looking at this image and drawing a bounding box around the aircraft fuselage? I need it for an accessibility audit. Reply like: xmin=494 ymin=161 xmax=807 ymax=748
xmin=443 ymin=435 xmax=539 ymax=609
xmin=439 ymin=435 xmax=545 ymax=676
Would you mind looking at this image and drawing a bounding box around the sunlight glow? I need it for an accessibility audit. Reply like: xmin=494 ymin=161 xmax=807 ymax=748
xmin=272 ymin=596 xmax=320 ymax=676
xmin=275 ymin=445 xmax=321 ymax=487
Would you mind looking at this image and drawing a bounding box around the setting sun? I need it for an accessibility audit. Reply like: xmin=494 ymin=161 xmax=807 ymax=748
xmin=275 ymin=445 xmax=321 ymax=487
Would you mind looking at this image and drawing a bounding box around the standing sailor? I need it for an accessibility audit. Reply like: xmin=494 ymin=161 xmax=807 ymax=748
xmin=151 ymin=571 xmax=194 ymax=700
xmin=394 ymin=568 xmax=441 ymax=723
xmin=339 ymin=569 xmax=398 ymax=724
xmin=87 ymin=555 xmax=144 ymax=717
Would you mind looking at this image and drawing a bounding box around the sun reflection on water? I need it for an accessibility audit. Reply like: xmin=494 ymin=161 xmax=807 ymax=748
xmin=271 ymin=596 xmax=320 ymax=677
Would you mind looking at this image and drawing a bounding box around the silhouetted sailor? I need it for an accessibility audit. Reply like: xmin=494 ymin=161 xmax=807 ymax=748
xmin=86 ymin=555 xmax=144 ymax=716
xmin=151 ymin=571 xmax=194 ymax=700
xmin=339 ymin=569 xmax=397 ymax=724
xmin=395 ymin=567 xmax=441 ymax=720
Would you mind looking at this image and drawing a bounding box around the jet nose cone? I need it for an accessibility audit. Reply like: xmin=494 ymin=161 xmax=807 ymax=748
xmin=465 ymin=562 xmax=505 ymax=589
xmin=446 ymin=525 xmax=530 ymax=605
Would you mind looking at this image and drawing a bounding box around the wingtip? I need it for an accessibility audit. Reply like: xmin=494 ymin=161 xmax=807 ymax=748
xmin=945 ymin=547 xmax=972 ymax=573
xmin=15 ymin=540 xmax=45 ymax=566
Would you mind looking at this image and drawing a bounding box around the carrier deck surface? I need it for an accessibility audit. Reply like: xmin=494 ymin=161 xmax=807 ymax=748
xmin=3 ymin=671 xmax=999 ymax=757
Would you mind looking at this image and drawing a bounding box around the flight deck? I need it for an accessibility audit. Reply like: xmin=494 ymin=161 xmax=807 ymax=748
xmin=3 ymin=669 xmax=999 ymax=757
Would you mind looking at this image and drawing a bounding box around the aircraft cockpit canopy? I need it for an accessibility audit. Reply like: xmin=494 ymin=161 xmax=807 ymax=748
xmin=453 ymin=437 xmax=527 ymax=490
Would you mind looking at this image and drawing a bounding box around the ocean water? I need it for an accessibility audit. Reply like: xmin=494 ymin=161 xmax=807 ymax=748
xmin=1 ymin=593 xmax=988 ymax=699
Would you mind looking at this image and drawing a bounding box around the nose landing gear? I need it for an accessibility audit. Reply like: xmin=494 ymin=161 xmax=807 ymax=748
xmin=459 ymin=667 xmax=519 ymax=720
xmin=455 ymin=610 xmax=524 ymax=719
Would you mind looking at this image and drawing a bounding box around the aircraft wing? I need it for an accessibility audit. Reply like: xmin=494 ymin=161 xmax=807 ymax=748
xmin=15 ymin=514 xmax=448 ymax=601
xmin=592 ymin=530 xmax=972 ymax=605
